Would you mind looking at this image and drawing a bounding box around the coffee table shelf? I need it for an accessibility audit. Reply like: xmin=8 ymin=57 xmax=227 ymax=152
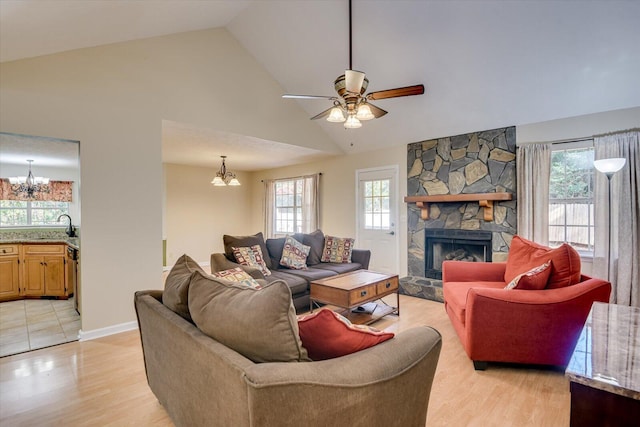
xmin=310 ymin=270 xmax=400 ymax=325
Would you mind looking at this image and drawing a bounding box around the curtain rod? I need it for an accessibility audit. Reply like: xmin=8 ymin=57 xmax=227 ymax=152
xmin=261 ymin=172 xmax=322 ymax=183
xmin=550 ymin=137 xmax=593 ymax=145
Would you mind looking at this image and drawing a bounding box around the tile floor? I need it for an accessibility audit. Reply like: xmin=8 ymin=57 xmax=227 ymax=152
xmin=0 ymin=298 xmax=81 ymax=357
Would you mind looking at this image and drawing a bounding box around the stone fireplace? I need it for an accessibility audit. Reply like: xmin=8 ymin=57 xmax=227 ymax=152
xmin=400 ymin=126 xmax=517 ymax=302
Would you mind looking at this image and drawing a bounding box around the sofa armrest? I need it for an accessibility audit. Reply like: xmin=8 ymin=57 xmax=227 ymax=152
xmin=210 ymin=253 xmax=265 ymax=280
xmin=351 ymin=249 xmax=371 ymax=269
xmin=243 ymin=326 xmax=441 ymax=427
xmin=442 ymin=260 xmax=506 ymax=283
xmin=464 ymin=277 xmax=611 ymax=365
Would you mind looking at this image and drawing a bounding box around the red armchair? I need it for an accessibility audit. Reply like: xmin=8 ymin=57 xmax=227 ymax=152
xmin=442 ymin=261 xmax=611 ymax=370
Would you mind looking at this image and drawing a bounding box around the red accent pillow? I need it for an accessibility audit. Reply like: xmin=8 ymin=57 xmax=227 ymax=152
xmin=297 ymin=309 xmax=394 ymax=360
xmin=504 ymin=261 xmax=552 ymax=290
xmin=504 ymin=236 xmax=581 ymax=289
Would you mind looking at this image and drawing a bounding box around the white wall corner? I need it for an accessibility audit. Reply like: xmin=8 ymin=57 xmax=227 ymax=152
xmin=78 ymin=321 xmax=139 ymax=341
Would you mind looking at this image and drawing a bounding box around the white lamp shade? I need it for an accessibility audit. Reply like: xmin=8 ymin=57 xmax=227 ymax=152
xmin=356 ymin=103 xmax=374 ymax=120
xmin=344 ymin=115 xmax=362 ymax=129
xmin=594 ymin=158 xmax=626 ymax=174
xmin=327 ymin=106 xmax=346 ymax=123
xmin=227 ymin=177 xmax=241 ymax=186
xmin=211 ymin=176 xmax=226 ymax=186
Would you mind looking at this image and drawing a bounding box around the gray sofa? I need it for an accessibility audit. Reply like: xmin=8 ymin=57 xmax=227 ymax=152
xmin=210 ymin=230 xmax=371 ymax=312
xmin=135 ymin=289 xmax=442 ymax=427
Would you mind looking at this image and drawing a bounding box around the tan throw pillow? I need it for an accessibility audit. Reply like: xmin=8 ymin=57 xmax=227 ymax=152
xmin=280 ymin=235 xmax=311 ymax=270
xmin=188 ymin=272 xmax=310 ymax=363
xmin=163 ymin=254 xmax=206 ymax=321
xmin=504 ymin=261 xmax=552 ymax=290
xmin=211 ymin=267 xmax=262 ymax=289
xmin=232 ymin=245 xmax=271 ymax=276
xmin=321 ymin=235 xmax=355 ymax=263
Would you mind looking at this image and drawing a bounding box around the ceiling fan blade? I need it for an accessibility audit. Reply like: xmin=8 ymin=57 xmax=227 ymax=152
xmin=310 ymin=106 xmax=335 ymax=120
xmin=367 ymin=84 xmax=425 ymax=100
xmin=282 ymin=94 xmax=336 ymax=100
xmin=367 ymin=103 xmax=388 ymax=118
xmin=345 ymin=70 xmax=366 ymax=94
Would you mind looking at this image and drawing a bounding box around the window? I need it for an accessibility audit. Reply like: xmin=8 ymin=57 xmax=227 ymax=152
xmin=267 ymin=174 xmax=319 ymax=237
xmin=549 ymin=145 xmax=594 ymax=253
xmin=362 ymin=179 xmax=390 ymax=229
xmin=0 ymin=200 xmax=69 ymax=227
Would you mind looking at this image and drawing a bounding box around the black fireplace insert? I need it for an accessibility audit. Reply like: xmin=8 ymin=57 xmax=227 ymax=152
xmin=424 ymin=229 xmax=492 ymax=280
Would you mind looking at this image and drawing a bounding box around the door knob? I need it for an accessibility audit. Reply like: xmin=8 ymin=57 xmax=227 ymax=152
xmin=388 ymin=231 xmax=395 ymax=235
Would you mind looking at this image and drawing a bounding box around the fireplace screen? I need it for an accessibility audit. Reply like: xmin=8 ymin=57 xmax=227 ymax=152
xmin=425 ymin=230 xmax=492 ymax=280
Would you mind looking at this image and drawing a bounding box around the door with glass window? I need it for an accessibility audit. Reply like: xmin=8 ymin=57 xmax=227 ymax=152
xmin=356 ymin=167 xmax=398 ymax=274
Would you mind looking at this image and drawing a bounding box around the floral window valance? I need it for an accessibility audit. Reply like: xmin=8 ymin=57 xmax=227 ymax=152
xmin=0 ymin=179 xmax=73 ymax=202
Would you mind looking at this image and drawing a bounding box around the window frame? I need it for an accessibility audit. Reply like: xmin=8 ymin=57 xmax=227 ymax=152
xmin=273 ymin=177 xmax=305 ymax=236
xmin=0 ymin=200 xmax=70 ymax=228
xmin=548 ymin=140 xmax=595 ymax=257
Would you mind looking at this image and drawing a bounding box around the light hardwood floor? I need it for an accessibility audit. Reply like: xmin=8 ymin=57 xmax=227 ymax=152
xmin=0 ymin=294 xmax=570 ymax=426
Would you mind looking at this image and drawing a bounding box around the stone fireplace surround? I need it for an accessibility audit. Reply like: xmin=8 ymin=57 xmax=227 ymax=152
xmin=400 ymin=126 xmax=517 ymax=302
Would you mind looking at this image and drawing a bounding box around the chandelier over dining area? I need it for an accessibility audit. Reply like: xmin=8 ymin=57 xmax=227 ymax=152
xmin=211 ymin=156 xmax=241 ymax=187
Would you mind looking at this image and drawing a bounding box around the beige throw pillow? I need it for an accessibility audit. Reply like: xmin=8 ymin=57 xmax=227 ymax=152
xmin=188 ymin=271 xmax=310 ymax=363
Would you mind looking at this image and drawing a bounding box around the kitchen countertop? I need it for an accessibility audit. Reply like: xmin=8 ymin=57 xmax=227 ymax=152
xmin=0 ymin=230 xmax=80 ymax=250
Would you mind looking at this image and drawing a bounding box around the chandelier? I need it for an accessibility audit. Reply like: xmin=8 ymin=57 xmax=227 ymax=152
xmin=8 ymin=160 xmax=50 ymax=198
xmin=210 ymin=156 xmax=241 ymax=186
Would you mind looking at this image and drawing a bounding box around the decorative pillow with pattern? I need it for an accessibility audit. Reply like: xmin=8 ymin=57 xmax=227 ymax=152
xmin=297 ymin=309 xmax=395 ymax=360
xmin=212 ymin=267 xmax=262 ymax=289
xmin=321 ymin=235 xmax=355 ymax=263
xmin=232 ymin=245 xmax=271 ymax=276
xmin=280 ymin=235 xmax=311 ymax=270
xmin=505 ymin=261 xmax=552 ymax=290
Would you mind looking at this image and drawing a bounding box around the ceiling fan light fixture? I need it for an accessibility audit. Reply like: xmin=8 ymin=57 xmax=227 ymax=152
xmin=345 ymin=70 xmax=366 ymax=94
xmin=356 ymin=103 xmax=375 ymax=120
xmin=344 ymin=114 xmax=362 ymax=129
xmin=327 ymin=106 xmax=346 ymax=122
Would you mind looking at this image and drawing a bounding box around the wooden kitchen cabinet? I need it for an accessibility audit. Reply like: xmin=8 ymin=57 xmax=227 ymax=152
xmin=0 ymin=244 xmax=21 ymax=301
xmin=22 ymin=244 xmax=68 ymax=298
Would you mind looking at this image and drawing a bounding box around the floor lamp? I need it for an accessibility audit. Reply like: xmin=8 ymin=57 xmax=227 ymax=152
xmin=593 ymin=158 xmax=626 ymax=282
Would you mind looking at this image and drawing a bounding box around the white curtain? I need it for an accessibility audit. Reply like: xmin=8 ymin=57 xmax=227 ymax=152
xmin=593 ymin=130 xmax=640 ymax=306
xmin=516 ymin=143 xmax=552 ymax=243
xmin=264 ymin=173 xmax=320 ymax=238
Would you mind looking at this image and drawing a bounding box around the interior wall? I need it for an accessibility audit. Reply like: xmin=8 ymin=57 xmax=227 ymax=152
xmin=164 ymin=163 xmax=252 ymax=267
xmin=249 ymin=145 xmax=409 ymax=276
xmin=0 ymin=28 xmax=337 ymax=333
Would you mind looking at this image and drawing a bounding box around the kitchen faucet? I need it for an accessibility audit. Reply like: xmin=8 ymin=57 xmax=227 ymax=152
xmin=57 ymin=214 xmax=76 ymax=237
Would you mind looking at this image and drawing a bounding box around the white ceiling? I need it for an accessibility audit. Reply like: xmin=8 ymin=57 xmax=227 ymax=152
xmin=1 ymin=0 xmax=639 ymax=169
xmin=0 ymin=132 xmax=79 ymax=168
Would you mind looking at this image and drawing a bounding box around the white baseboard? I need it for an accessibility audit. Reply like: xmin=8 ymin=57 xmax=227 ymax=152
xmin=78 ymin=320 xmax=138 ymax=341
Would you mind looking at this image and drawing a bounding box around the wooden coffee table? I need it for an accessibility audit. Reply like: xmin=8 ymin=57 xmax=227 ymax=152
xmin=310 ymin=270 xmax=400 ymax=325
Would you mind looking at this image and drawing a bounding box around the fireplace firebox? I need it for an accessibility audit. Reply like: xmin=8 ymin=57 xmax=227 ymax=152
xmin=424 ymin=229 xmax=492 ymax=280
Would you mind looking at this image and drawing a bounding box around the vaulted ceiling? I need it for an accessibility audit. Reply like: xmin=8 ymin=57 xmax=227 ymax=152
xmin=1 ymin=0 xmax=638 ymax=168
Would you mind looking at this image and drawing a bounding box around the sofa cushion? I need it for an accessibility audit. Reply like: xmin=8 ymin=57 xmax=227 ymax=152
xmin=280 ymin=235 xmax=311 ymax=270
xmin=278 ymin=267 xmax=337 ymax=283
xmin=314 ymin=262 xmax=363 ymax=275
xmin=224 ymin=232 xmax=272 ymax=269
xmin=297 ymin=309 xmax=394 ymax=360
xmin=163 ymin=254 xmax=205 ymax=321
xmin=266 ymin=237 xmax=286 ymax=268
xmin=504 ymin=235 xmax=581 ymax=289
xmin=264 ymin=270 xmax=309 ymax=296
xmin=505 ymin=261 xmax=552 ymax=290
xmin=211 ymin=267 xmax=263 ymax=289
xmin=188 ymin=271 xmax=310 ymax=363
xmin=232 ymin=245 xmax=271 ymax=276
xmin=302 ymin=229 xmax=325 ymax=265
xmin=443 ymin=281 xmax=506 ymax=325
xmin=321 ymin=235 xmax=355 ymax=263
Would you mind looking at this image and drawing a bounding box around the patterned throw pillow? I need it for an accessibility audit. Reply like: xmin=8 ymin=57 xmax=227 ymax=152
xmin=212 ymin=267 xmax=262 ymax=289
xmin=280 ymin=235 xmax=311 ymax=270
xmin=321 ymin=235 xmax=355 ymax=263
xmin=232 ymin=245 xmax=271 ymax=276
xmin=505 ymin=261 xmax=552 ymax=290
xmin=297 ymin=309 xmax=395 ymax=360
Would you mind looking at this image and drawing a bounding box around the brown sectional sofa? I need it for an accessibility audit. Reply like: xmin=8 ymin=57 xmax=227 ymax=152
xmin=210 ymin=230 xmax=371 ymax=312
xmin=135 ymin=288 xmax=442 ymax=427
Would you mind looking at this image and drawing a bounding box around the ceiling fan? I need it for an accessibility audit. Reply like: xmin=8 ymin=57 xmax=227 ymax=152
xmin=282 ymin=0 xmax=425 ymax=129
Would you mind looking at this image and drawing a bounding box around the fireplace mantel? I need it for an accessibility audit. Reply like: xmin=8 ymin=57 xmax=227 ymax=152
xmin=404 ymin=192 xmax=513 ymax=221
